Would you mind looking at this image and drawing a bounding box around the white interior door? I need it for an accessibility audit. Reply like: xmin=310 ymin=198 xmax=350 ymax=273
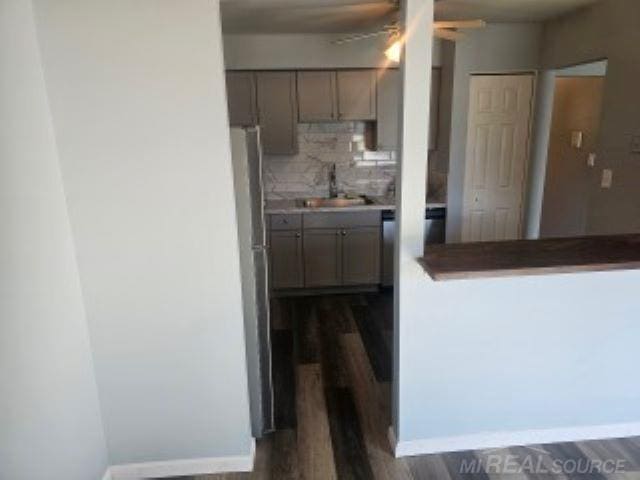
xmin=462 ymin=74 xmax=534 ymax=242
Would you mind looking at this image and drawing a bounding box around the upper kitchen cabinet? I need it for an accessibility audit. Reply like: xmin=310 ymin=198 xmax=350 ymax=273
xmin=336 ymin=70 xmax=377 ymax=121
xmin=376 ymin=67 xmax=441 ymax=151
xmin=297 ymin=71 xmax=338 ymax=122
xmin=226 ymin=72 xmax=257 ymax=127
xmin=256 ymin=71 xmax=298 ymax=155
xmin=376 ymin=68 xmax=400 ymax=151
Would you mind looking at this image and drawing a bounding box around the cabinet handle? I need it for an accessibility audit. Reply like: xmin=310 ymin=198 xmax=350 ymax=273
xmin=341 ymin=230 xmax=347 ymax=236
xmin=295 ymin=232 xmax=301 ymax=238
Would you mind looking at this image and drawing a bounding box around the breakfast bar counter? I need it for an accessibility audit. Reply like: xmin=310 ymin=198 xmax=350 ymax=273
xmin=421 ymin=234 xmax=640 ymax=281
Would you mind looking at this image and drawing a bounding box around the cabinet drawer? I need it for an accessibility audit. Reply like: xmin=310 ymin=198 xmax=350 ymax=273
xmin=270 ymin=214 xmax=302 ymax=231
xmin=303 ymin=211 xmax=381 ymax=229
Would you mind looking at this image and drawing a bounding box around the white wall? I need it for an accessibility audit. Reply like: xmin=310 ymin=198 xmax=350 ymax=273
xmin=395 ymin=1 xmax=640 ymax=455
xmin=445 ymin=24 xmax=543 ymax=243
xmin=541 ymin=0 xmax=640 ymax=235
xmin=33 ymin=0 xmax=253 ymax=466
xmin=0 ymin=0 xmax=108 ymax=478
xmin=396 ymin=269 xmax=640 ymax=450
xmin=223 ymin=33 xmax=442 ymax=69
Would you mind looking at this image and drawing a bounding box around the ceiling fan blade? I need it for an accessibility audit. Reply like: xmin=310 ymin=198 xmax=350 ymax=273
xmin=332 ymin=29 xmax=391 ymax=45
xmin=434 ymin=20 xmax=486 ymax=30
xmin=434 ymin=28 xmax=464 ymax=41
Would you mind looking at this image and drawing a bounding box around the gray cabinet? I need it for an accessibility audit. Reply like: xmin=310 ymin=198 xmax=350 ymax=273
xmin=226 ymin=72 xmax=258 ymax=127
xmin=270 ymin=230 xmax=304 ymax=289
xmin=297 ymin=71 xmax=338 ymax=122
xmin=256 ymin=72 xmax=298 ymax=155
xmin=303 ymin=212 xmax=381 ymax=287
xmin=341 ymin=227 xmax=381 ymax=285
xmin=337 ymin=70 xmax=377 ymax=121
xmin=375 ymin=67 xmax=441 ymax=151
xmin=376 ymin=68 xmax=401 ymax=151
xmin=269 ymin=212 xmax=382 ymax=290
xmin=303 ymin=229 xmax=342 ymax=287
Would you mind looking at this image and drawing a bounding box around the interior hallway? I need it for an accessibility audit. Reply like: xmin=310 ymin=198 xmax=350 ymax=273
xmin=176 ymin=292 xmax=640 ymax=480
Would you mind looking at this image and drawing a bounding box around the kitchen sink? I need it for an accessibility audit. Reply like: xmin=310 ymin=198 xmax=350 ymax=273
xmin=302 ymin=196 xmax=373 ymax=208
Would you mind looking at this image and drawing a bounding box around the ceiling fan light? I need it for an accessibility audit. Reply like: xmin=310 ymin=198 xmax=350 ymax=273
xmin=385 ymin=39 xmax=402 ymax=63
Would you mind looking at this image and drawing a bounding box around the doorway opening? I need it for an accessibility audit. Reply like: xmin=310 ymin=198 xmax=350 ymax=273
xmin=539 ymin=60 xmax=608 ymax=238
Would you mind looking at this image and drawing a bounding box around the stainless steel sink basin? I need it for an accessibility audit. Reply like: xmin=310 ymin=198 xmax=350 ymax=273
xmin=302 ymin=196 xmax=372 ymax=208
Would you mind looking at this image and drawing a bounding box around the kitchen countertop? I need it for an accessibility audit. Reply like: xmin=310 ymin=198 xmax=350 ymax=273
xmin=265 ymin=197 xmax=446 ymax=214
xmin=420 ymin=234 xmax=640 ymax=281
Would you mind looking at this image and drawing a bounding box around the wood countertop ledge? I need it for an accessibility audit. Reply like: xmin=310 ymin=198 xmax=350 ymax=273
xmin=420 ymin=234 xmax=640 ymax=281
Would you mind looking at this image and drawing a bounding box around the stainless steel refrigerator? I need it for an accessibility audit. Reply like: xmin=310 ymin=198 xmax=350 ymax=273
xmin=230 ymin=127 xmax=274 ymax=436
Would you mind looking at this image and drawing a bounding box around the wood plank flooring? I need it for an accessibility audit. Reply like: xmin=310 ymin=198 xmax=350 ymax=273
xmin=178 ymin=291 xmax=640 ymax=480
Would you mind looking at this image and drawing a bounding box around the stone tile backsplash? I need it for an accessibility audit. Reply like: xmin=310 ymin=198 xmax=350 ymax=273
xmin=263 ymin=123 xmax=396 ymax=200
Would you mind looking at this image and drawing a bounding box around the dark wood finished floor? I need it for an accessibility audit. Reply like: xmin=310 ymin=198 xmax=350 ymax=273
xmin=172 ymin=292 xmax=640 ymax=479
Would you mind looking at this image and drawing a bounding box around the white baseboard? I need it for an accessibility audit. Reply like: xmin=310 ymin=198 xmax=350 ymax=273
xmin=107 ymin=439 xmax=255 ymax=480
xmin=389 ymin=422 xmax=640 ymax=458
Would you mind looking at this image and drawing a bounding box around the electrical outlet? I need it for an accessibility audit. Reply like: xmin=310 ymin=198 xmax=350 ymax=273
xmin=587 ymin=153 xmax=597 ymax=167
xmin=601 ymin=169 xmax=613 ymax=189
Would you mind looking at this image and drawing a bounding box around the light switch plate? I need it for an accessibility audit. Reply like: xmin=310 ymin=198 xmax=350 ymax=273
xmin=631 ymin=135 xmax=640 ymax=154
xmin=601 ymin=169 xmax=613 ymax=189
xmin=587 ymin=153 xmax=597 ymax=167
xmin=571 ymin=131 xmax=583 ymax=149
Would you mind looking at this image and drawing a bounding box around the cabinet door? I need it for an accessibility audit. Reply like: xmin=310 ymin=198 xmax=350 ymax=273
xmin=256 ymin=72 xmax=298 ymax=155
xmin=341 ymin=227 xmax=381 ymax=285
xmin=270 ymin=230 xmax=304 ymax=289
xmin=376 ymin=68 xmax=440 ymax=151
xmin=376 ymin=68 xmax=400 ymax=150
xmin=226 ymin=72 xmax=257 ymax=127
xmin=336 ymin=70 xmax=377 ymax=121
xmin=303 ymin=229 xmax=342 ymax=287
xmin=297 ymin=71 xmax=337 ymax=122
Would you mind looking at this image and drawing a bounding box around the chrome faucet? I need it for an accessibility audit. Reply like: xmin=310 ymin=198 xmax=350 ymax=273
xmin=328 ymin=163 xmax=338 ymax=198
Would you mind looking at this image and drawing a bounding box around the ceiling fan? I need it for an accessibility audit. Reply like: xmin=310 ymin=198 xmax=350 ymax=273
xmin=331 ymin=0 xmax=486 ymax=61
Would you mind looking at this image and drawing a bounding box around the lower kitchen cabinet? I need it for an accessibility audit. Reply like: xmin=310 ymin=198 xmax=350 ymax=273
xmin=269 ymin=230 xmax=304 ymax=289
xmin=269 ymin=212 xmax=382 ymax=290
xmin=303 ymin=229 xmax=342 ymax=287
xmin=341 ymin=227 xmax=381 ymax=285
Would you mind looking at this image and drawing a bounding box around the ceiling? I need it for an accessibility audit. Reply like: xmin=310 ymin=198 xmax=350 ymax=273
xmin=220 ymin=0 xmax=599 ymax=34
xmin=434 ymin=0 xmax=598 ymax=23
xmin=220 ymin=1 xmax=396 ymax=34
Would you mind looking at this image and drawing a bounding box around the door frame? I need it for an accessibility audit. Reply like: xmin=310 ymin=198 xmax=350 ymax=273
xmin=461 ymin=72 xmax=537 ymax=242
